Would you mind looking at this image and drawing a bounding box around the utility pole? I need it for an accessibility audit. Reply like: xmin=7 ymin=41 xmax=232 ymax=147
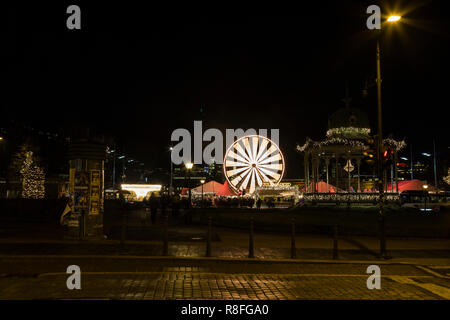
xmin=410 ymin=144 xmax=414 ymax=180
xmin=112 ymin=142 xmax=116 ymax=189
xmin=169 ymin=146 xmax=173 ymax=195
xmin=433 ymin=139 xmax=438 ymax=189
xmin=376 ymin=39 xmax=387 ymax=257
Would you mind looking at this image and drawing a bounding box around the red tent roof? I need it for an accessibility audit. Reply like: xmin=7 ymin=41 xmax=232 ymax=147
xmin=191 ymin=181 xmax=224 ymax=194
xmin=308 ymin=181 xmax=338 ymax=193
xmin=387 ymin=179 xmax=437 ymax=192
xmin=216 ymin=181 xmax=237 ymax=196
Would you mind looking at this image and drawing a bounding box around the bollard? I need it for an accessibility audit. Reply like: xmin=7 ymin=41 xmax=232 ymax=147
xmin=206 ymin=216 xmax=212 ymax=257
xmin=120 ymin=208 xmax=126 ymax=247
xmin=142 ymin=208 xmax=146 ymax=227
xmin=162 ymin=215 xmax=169 ymax=256
xmin=151 ymin=208 xmax=156 ymax=225
xmin=78 ymin=211 xmax=84 ymax=240
xmin=333 ymin=225 xmax=339 ymax=260
xmin=291 ymin=218 xmax=296 ymax=259
xmin=248 ymin=217 xmax=254 ymax=258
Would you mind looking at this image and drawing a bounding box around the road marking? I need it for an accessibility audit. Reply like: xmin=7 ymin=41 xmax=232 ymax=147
xmin=416 ymin=266 xmax=450 ymax=279
xmin=429 ymin=266 xmax=450 ymax=269
xmin=390 ymin=276 xmax=450 ymax=299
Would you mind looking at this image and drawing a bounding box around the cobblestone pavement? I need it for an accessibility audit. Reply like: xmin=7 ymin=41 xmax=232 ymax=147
xmin=1 ymin=262 xmax=449 ymax=300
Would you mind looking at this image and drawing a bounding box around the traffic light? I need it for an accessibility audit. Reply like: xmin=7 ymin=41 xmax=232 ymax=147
xmin=382 ymin=147 xmax=394 ymax=168
xmin=364 ymin=138 xmax=376 ymax=165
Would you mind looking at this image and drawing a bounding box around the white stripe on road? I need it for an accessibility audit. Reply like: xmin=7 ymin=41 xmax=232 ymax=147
xmin=416 ymin=266 xmax=450 ymax=279
xmin=390 ymin=276 xmax=450 ymax=299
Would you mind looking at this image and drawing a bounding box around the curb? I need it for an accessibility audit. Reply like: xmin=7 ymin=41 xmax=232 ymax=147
xmin=0 ymin=254 xmax=445 ymax=266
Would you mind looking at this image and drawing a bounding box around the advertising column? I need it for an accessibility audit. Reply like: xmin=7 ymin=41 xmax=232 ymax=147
xmin=67 ymin=140 xmax=106 ymax=239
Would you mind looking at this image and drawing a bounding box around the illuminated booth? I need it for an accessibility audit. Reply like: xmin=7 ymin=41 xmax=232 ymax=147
xmin=121 ymin=184 xmax=161 ymax=201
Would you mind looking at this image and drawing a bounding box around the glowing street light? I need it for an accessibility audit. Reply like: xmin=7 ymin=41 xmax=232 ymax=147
xmin=185 ymin=162 xmax=193 ymax=207
xmin=423 ymin=184 xmax=429 ymax=212
xmin=200 ymin=179 xmax=205 ymax=203
xmin=169 ymin=146 xmax=174 ymax=195
xmin=387 ymin=15 xmax=401 ymax=22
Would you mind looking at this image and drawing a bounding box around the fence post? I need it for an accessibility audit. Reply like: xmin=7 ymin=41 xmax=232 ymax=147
xmin=163 ymin=215 xmax=169 ymax=256
xmin=78 ymin=210 xmax=84 ymax=240
xmin=333 ymin=225 xmax=339 ymax=260
xmin=248 ymin=217 xmax=254 ymax=258
xmin=120 ymin=206 xmax=126 ymax=247
xmin=206 ymin=216 xmax=212 ymax=257
xmin=291 ymin=218 xmax=296 ymax=259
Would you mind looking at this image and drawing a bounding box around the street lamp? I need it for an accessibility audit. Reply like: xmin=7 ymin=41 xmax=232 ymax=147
xmin=169 ymin=146 xmax=173 ymax=195
xmin=423 ymin=184 xmax=429 ymax=212
xmin=387 ymin=16 xmax=401 ymax=22
xmin=185 ymin=162 xmax=193 ymax=207
xmin=200 ymin=179 xmax=205 ymax=204
xmin=375 ymin=14 xmax=401 ymax=258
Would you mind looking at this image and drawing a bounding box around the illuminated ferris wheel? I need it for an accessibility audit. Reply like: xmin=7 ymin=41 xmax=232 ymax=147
xmin=224 ymin=135 xmax=285 ymax=194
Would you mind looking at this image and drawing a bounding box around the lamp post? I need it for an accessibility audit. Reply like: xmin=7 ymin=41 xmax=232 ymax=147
xmin=185 ymin=162 xmax=193 ymax=208
xmin=200 ymin=179 xmax=205 ymax=204
xmin=423 ymin=184 xmax=428 ymax=212
xmin=375 ymin=15 xmax=401 ymax=258
xmin=169 ymin=146 xmax=173 ymax=195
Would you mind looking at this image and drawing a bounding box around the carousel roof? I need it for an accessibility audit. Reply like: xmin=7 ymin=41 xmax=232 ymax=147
xmin=297 ymin=106 xmax=406 ymax=153
xmin=328 ymin=107 xmax=370 ymax=131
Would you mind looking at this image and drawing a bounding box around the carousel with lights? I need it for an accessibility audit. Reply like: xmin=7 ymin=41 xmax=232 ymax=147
xmin=297 ymin=101 xmax=406 ymax=202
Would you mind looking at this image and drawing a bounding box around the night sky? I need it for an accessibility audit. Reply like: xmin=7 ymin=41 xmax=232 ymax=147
xmin=1 ymin=1 xmax=449 ymax=177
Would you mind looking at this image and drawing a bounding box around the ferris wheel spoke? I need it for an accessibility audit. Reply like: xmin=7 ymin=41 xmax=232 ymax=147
xmin=258 ymin=163 xmax=283 ymax=171
xmin=249 ymin=169 xmax=256 ymax=194
xmin=227 ymin=150 xmax=249 ymax=164
xmin=234 ymin=142 xmax=251 ymax=163
xmin=227 ymin=166 xmax=251 ymax=178
xmin=254 ymin=168 xmax=263 ymax=187
xmin=231 ymin=167 xmax=252 ymax=186
xmin=256 ymin=168 xmax=273 ymax=185
xmin=256 ymin=145 xmax=277 ymax=163
xmin=242 ymin=137 xmax=254 ymax=163
xmin=257 ymin=166 xmax=279 ymax=176
xmin=257 ymin=166 xmax=281 ymax=181
xmin=251 ymin=137 xmax=259 ymax=163
xmin=258 ymin=153 xmax=282 ymax=165
xmin=225 ymin=160 xmax=248 ymax=167
xmin=255 ymin=138 xmax=269 ymax=163
xmin=240 ymin=167 xmax=253 ymax=190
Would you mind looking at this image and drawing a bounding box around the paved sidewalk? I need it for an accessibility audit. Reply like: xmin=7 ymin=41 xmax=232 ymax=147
xmin=1 ymin=263 xmax=449 ymax=300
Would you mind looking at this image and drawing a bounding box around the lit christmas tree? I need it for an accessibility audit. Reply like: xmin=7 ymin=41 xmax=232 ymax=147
xmin=20 ymin=151 xmax=45 ymax=199
xmin=444 ymin=168 xmax=450 ymax=186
